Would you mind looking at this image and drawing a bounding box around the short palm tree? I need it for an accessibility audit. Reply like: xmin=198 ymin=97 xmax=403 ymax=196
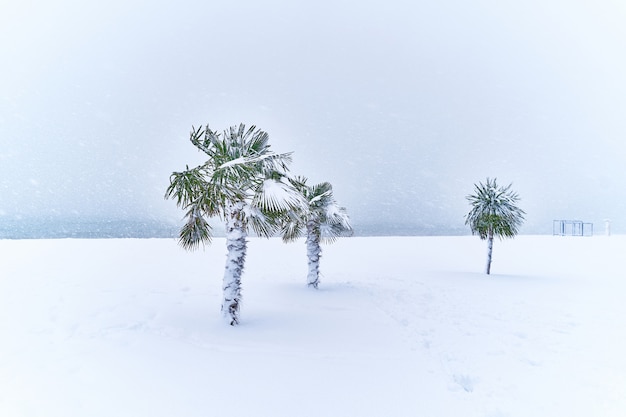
xmin=281 ymin=177 xmax=352 ymax=288
xmin=465 ymin=178 xmax=525 ymax=275
xmin=165 ymin=124 xmax=303 ymax=325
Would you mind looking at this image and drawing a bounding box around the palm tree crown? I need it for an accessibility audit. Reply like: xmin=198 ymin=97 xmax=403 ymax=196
xmin=165 ymin=124 xmax=303 ymax=249
xmin=465 ymin=177 xmax=525 ymax=240
xmin=281 ymin=176 xmax=352 ymax=244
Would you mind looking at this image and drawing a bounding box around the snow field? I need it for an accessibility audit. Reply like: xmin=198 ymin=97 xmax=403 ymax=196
xmin=1 ymin=236 xmax=625 ymax=416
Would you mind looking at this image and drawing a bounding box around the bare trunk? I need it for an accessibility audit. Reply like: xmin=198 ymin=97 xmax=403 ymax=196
xmin=222 ymin=202 xmax=247 ymax=325
xmin=485 ymin=231 xmax=494 ymax=275
xmin=306 ymin=221 xmax=322 ymax=289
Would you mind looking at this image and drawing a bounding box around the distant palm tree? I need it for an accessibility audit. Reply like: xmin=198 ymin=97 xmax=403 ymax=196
xmin=465 ymin=178 xmax=525 ymax=275
xmin=165 ymin=124 xmax=303 ymax=325
xmin=281 ymin=177 xmax=352 ymax=288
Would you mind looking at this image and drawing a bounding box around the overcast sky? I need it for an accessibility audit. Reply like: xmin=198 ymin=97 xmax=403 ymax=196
xmin=2 ymin=0 xmax=626 ymax=234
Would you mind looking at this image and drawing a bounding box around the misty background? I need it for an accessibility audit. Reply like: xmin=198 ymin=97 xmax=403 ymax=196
xmin=1 ymin=0 xmax=625 ymax=237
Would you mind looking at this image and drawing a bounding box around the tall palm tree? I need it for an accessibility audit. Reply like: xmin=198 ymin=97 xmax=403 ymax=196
xmin=165 ymin=124 xmax=303 ymax=325
xmin=465 ymin=178 xmax=525 ymax=275
xmin=281 ymin=177 xmax=352 ymax=288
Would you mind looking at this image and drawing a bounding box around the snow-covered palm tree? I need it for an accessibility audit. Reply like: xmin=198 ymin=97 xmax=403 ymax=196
xmin=465 ymin=178 xmax=525 ymax=275
xmin=281 ymin=177 xmax=352 ymax=288
xmin=165 ymin=124 xmax=303 ymax=325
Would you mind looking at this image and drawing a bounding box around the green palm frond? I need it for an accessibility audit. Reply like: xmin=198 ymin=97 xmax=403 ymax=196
xmin=164 ymin=165 xmax=210 ymax=209
xmin=243 ymin=125 xmax=270 ymax=155
xmin=189 ymin=124 xmax=224 ymax=156
xmin=307 ymin=182 xmax=333 ymax=209
xmin=189 ymin=125 xmax=209 ymax=154
xmin=288 ymin=175 xmax=308 ymax=193
xmin=166 ymin=122 xmax=300 ymax=250
xmin=244 ymin=205 xmax=281 ymax=238
xmin=179 ymin=206 xmax=212 ymax=249
xmin=465 ymin=178 xmax=525 ymax=240
xmin=279 ymin=178 xmax=352 ymax=244
xmin=280 ymin=210 xmax=306 ymax=242
xmin=278 ymin=176 xmax=311 ymax=242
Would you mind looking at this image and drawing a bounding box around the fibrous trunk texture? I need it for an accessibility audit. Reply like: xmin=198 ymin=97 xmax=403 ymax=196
xmin=306 ymin=221 xmax=322 ymax=289
xmin=485 ymin=231 xmax=494 ymax=275
xmin=222 ymin=202 xmax=247 ymax=325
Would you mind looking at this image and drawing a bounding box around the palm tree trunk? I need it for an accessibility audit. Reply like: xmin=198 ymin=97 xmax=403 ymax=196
xmin=306 ymin=221 xmax=322 ymax=289
xmin=485 ymin=231 xmax=494 ymax=275
xmin=222 ymin=202 xmax=247 ymax=325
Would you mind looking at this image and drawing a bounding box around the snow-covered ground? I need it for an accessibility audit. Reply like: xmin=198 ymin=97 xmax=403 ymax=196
xmin=1 ymin=235 xmax=625 ymax=417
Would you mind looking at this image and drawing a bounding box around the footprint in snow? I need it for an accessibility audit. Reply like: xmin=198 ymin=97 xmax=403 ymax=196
xmin=452 ymin=374 xmax=475 ymax=393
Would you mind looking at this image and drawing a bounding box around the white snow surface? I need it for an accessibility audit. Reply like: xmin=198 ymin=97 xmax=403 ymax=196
xmin=1 ymin=236 xmax=625 ymax=416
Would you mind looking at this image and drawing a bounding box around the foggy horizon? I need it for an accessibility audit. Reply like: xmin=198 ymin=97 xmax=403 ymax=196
xmin=2 ymin=1 xmax=625 ymax=237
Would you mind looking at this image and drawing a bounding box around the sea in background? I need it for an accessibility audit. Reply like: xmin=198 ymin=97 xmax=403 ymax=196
xmin=0 ymin=218 xmax=471 ymax=239
xmin=0 ymin=219 xmax=179 ymax=239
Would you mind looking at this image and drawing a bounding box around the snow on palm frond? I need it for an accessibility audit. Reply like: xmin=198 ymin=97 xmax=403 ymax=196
xmin=320 ymin=222 xmax=350 ymax=243
xmin=256 ymin=151 xmax=293 ymax=174
xmin=308 ymin=190 xmax=332 ymax=206
xmin=254 ymin=177 xmax=305 ymax=214
xmin=243 ymin=203 xmax=279 ymax=238
xmin=325 ymin=203 xmax=351 ymax=226
xmin=280 ymin=211 xmax=305 ymax=242
xmin=307 ymin=182 xmax=333 ymax=207
xmin=320 ymin=204 xmax=352 ymax=243
xmin=217 ymin=156 xmax=247 ymax=170
xmin=217 ymin=151 xmax=293 ymax=175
